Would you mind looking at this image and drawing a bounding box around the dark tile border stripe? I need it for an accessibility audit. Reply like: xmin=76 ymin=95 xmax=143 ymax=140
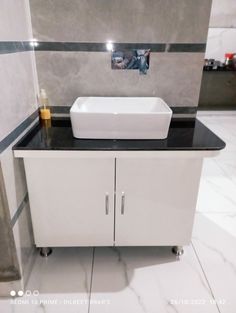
xmin=51 ymin=105 xmax=197 ymax=115
xmin=11 ymin=193 xmax=29 ymax=227
xmin=35 ymin=42 xmax=206 ymax=53
xmin=171 ymin=107 xmax=197 ymax=114
xmin=0 ymin=110 xmax=38 ymax=153
xmin=50 ymin=106 xmax=71 ymax=114
xmin=166 ymin=43 xmax=206 ymax=53
xmin=0 ymin=41 xmax=206 ymax=54
xmin=0 ymin=41 xmax=33 ymax=54
xmin=34 ymin=42 xmax=166 ymax=52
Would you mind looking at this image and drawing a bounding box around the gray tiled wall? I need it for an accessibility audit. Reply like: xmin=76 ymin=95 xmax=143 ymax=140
xmin=30 ymin=0 xmax=212 ymax=43
xmin=36 ymin=51 xmax=205 ymax=107
xmin=0 ymin=0 xmax=38 ymax=142
xmin=30 ymin=0 xmax=212 ymax=109
xmin=0 ymin=52 xmax=38 ymax=141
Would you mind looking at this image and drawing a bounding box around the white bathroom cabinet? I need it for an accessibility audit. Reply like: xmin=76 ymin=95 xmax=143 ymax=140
xmin=19 ymin=151 xmax=210 ymax=248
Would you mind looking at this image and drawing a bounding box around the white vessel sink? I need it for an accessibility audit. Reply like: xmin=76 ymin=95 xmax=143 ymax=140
xmin=70 ymin=97 xmax=172 ymax=139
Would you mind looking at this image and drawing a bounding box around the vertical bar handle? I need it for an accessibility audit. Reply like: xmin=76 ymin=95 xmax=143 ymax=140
xmin=121 ymin=192 xmax=125 ymax=215
xmin=105 ymin=193 xmax=109 ymax=215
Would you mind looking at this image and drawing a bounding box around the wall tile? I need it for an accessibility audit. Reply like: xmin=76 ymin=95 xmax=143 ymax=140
xmin=1 ymin=153 xmax=27 ymax=220
xmin=30 ymin=0 xmax=212 ymax=43
xmin=35 ymin=51 xmax=204 ymax=107
xmin=0 ymin=0 xmax=33 ymax=41
xmin=0 ymin=118 xmax=38 ymax=219
xmin=209 ymin=0 xmax=236 ymax=28
xmin=13 ymin=202 xmax=35 ymax=289
xmin=0 ymin=52 xmax=38 ymax=141
xmin=205 ymin=28 xmax=236 ymax=61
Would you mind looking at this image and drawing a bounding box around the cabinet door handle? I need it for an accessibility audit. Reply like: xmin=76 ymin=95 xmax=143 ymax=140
xmin=121 ymin=192 xmax=125 ymax=215
xmin=105 ymin=193 xmax=109 ymax=215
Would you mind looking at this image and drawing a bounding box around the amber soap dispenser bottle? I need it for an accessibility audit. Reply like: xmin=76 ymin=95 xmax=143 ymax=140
xmin=39 ymin=89 xmax=51 ymax=120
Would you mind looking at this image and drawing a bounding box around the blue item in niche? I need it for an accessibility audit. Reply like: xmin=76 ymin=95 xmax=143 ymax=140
xmin=111 ymin=49 xmax=150 ymax=74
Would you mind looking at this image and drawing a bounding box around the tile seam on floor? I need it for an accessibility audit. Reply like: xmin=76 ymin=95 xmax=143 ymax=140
xmin=191 ymin=241 xmax=221 ymax=313
xmin=88 ymin=247 xmax=95 ymax=313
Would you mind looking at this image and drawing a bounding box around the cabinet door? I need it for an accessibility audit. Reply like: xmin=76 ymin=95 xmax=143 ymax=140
xmin=24 ymin=157 xmax=115 ymax=247
xmin=115 ymin=157 xmax=203 ymax=246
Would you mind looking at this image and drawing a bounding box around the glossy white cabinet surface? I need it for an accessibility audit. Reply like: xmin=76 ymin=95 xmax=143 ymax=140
xmin=22 ymin=152 xmax=205 ymax=248
xmin=115 ymin=158 xmax=203 ymax=246
xmin=24 ymin=158 xmax=115 ymax=247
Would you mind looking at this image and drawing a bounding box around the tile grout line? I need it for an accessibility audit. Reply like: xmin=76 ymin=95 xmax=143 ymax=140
xmin=88 ymin=247 xmax=95 ymax=313
xmin=11 ymin=192 xmax=29 ymax=227
xmin=191 ymin=241 xmax=221 ymax=313
xmin=0 ymin=110 xmax=38 ymax=153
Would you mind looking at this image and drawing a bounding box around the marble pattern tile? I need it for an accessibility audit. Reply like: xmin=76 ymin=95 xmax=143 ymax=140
xmin=30 ymin=0 xmax=211 ymax=43
xmin=35 ymin=51 xmax=204 ymax=107
xmin=203 ymin=212 xmax=236 ymax=238
xmin=89 ymin=246 xmax=218 ymax=313
xmin=0 ymin=51 xmax=38 ymax=141
xmin=198 ymin=115 xmax=236 ymax=153
xmin=209 ymin=0 xmax=236 ymax=28
xmin=205 ymin=28 xmax=236 ymax=61
xmin=0 ymin=0 xmax=33 ymax=41
xmin=193 ymin=113 xmax=236 ymax=312
xmin=192 ymin=213 xmax=236 ymax=313
xmin=1 ymin=248 xmax=93 ymax=313
xmin=196 ymin=158 xmax=236 ymax=213
xmin=196 ymin=115 xmax=236 ymax=213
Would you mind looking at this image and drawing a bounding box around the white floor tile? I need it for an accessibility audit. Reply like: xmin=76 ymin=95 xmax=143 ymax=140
xmin=0 ymin=248 xmax=93 ymax=313
xmin=193 ymin=213 xmax=236 ymax=313
xmin=203 ymin=213 xmax=236 ymax=238
xmin=0 ymin=300 xmax=12 ymax=313
xmin=198 ymin=116 xmax=236 ymax=153
xmin=89 ymin=246 xmax=218 ymax=313
xmin=197 ymin=158 xmax=236 ymax=213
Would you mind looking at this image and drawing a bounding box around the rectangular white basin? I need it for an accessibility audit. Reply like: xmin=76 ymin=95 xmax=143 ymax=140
xmin=70 ymin=97 xmax=172 ymax=139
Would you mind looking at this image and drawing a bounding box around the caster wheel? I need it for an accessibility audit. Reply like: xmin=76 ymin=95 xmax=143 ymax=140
xmin=172 ymin=246 xmax=184 ymax=257
xmin=40 ymin=247 xmax=52 ymax=257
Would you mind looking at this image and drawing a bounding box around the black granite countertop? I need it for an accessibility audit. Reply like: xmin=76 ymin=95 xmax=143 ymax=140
xmin=13 ymin=118 xmax=225 ymax=151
